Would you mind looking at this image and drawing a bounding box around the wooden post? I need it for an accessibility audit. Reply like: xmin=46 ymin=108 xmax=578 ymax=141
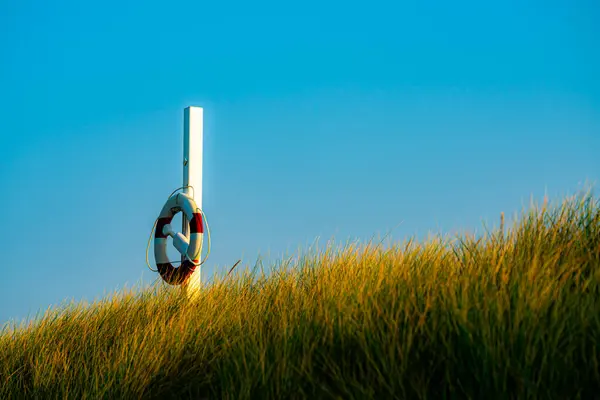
xmin=182 ymin=106 xmax=203 ymax=296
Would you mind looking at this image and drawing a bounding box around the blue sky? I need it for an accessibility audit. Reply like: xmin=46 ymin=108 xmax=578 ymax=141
xmin=0 ymin=0 xmax=598 ymax=324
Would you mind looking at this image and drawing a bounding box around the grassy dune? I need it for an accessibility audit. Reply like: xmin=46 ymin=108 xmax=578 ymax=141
xmin=1 ymin=193 xmax=599 ymax=399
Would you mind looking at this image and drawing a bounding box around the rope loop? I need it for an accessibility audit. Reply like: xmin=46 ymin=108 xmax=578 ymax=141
xmin=145 ymin=186 xmax=211 ymax=273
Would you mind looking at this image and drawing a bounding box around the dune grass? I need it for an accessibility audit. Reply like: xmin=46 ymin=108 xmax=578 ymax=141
xmin=1 ymin=192 xmax=599 ymax=399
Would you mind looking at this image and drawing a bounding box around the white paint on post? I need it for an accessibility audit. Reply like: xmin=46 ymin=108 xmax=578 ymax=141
xmin=183 ymin=106 xmax=203 ymax=208
xmin=182 ymin=106 xmax=203 ymax=294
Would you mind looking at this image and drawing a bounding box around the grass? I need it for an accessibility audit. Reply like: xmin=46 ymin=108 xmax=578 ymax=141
xmin=1 ymin=192 xmax=599 ymax=399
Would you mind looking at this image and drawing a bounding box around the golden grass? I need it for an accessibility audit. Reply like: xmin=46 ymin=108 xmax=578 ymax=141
xmin=1 ymin=192 xmax=599 ymax=399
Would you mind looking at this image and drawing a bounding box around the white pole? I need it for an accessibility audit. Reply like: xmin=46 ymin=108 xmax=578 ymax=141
xmin=182 ymin=106 xmax=203 ymax=294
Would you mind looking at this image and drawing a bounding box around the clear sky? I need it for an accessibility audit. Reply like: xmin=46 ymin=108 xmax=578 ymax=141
xmin=0 ymin=0 xmax=598 ymax=324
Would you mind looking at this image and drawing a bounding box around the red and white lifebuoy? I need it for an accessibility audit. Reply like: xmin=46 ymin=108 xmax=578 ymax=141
xmin=154 ymin=192 xmax=204 ymax=285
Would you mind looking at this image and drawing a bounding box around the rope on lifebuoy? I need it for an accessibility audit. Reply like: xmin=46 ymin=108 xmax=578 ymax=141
xmin=145 ymin=186 xmax=211 ymax=285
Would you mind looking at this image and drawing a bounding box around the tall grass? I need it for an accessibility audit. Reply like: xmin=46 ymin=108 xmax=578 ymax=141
xmin=1 ymin=193 xmax=599 ymax=399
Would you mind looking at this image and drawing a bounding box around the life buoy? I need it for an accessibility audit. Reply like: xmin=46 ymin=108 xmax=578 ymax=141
xmin=154 ymin=192 xmax=204 ymax=285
